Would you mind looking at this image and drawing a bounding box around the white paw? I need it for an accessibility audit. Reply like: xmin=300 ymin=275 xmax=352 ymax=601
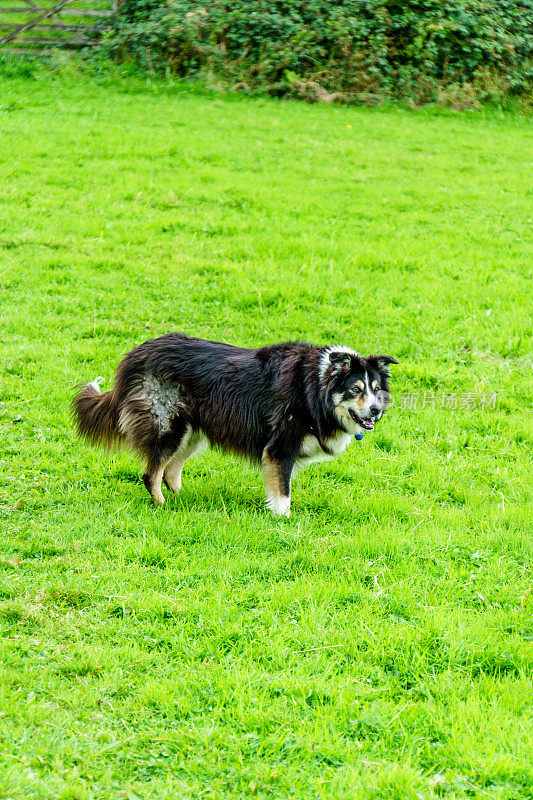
xmin=266 ymin=495 xmax=291 ymax=517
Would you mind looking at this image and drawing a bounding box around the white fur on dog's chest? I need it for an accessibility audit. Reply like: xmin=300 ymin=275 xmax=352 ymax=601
xmin=295 ymin=430 xmax=352 ymax=471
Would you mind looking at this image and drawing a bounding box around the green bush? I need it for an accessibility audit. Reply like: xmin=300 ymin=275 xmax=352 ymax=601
xmin=106 ymin=0 xmax=533 ymax=104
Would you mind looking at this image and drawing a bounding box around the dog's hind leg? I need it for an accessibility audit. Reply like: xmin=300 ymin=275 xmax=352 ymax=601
xmin=143 ymin=457 xmax=168 ymax=505
xmin=163 ymin=428 xmax=207 ymax=493
xmin=141 ymin=420 xmax=190 ymax=505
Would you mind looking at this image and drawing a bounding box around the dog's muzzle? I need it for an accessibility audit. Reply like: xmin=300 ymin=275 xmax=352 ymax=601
xmin=348 ymin=409 xmax=381 ymax=430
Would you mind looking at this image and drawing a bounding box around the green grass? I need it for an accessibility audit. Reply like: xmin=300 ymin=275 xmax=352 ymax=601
xmin=0 ymin=68 xmax=532 ymax=799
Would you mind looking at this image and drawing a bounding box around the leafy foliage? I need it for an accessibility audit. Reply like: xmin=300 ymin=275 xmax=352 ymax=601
xmin=106 ymin=0 xmax=533 ymax=103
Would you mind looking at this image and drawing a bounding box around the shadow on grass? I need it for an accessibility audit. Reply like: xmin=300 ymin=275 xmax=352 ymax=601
xmin=111 ymin=468 xmax=141 ymax=484
xmin=109 ymin=467 xmax=408 ymax=525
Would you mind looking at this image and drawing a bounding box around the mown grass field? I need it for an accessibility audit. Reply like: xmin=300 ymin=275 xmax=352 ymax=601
xmin=0 ymin=67 xmax=532 ymax=799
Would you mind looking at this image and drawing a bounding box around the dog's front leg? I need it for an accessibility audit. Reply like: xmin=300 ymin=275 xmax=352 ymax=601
xmin=261 ymin=447 xmax=294 ymax=517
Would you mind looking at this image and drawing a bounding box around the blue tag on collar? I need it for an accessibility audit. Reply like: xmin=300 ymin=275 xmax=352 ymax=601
xmin=354 ymin=432 xmax=364 ymax=441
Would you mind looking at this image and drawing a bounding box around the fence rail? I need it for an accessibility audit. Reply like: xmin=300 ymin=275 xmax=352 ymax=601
xmin=0 ymin=0 xmax=114 ymax=51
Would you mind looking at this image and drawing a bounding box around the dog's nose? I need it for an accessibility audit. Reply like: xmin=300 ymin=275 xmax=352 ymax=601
xmin=370 ymin=405 xmax=380 ymax=417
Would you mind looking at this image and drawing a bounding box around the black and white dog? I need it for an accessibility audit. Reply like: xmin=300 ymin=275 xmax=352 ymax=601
xmin=73 ymin=334 xmax=397 ymax=516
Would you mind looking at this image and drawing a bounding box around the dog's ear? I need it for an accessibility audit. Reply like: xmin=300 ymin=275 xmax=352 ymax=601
xmin=329 ymin=352 xmax=352 ymax=374
xmin=373 ymin=355 xmax=399 ymax=374
xmin=376 ymin=355 xmax=399 ymax=367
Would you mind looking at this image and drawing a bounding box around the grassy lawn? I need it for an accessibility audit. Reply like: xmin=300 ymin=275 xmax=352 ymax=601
xmin=0 ymin=69 xmax=531 ymax=799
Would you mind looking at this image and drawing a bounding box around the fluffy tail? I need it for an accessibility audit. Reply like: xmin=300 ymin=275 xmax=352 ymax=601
xmin=72 ymin=377 xmax=120 ymax=447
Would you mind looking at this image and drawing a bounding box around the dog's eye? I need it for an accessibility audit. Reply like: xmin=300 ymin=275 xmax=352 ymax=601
xmin=352 ymin=386 xmax=361 ymax=395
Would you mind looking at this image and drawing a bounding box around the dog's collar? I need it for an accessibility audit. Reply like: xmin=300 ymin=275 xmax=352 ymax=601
xmin=312 ymin=424 xmax=365 ymax=453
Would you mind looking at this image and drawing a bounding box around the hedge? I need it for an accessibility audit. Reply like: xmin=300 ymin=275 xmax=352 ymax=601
xmin=106 ymin=1 xmax=533 ymax=104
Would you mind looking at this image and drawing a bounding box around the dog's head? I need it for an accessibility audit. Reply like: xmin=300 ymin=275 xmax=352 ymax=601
xmin=320 ymin=348 xmax=398 ymax=435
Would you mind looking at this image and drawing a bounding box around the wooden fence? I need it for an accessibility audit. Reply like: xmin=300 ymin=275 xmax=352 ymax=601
xmin=0 ymin=0 xmax=115 ymax=53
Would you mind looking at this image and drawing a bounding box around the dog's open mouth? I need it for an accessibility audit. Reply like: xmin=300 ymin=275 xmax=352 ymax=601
xmin=349 ymin=409 xmax=375 ymax=430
